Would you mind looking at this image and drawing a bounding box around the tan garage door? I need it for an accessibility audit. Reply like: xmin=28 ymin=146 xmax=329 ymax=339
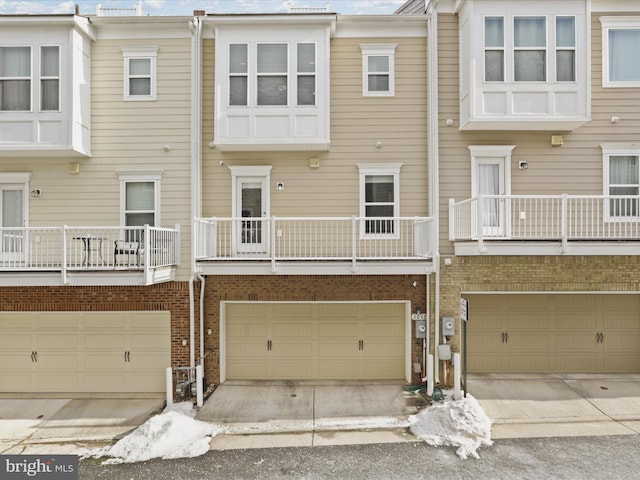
xmin=0 ymin=311 xmax=170 ymax=393
xmin=466 ymin=294 xmax=640 ymax=373
xmin=225 ymin=302 xmax=407 ymax=381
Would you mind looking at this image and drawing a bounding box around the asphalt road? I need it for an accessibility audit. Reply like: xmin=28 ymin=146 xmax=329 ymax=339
xmin=80 ymin=435 xmax=640 ymax=480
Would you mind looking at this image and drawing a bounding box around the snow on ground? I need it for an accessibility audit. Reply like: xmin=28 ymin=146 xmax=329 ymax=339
xmin=408 ymin=392 xmax=493 ymax=459
xmin=81 ymin=402 xmax=224 ymax=464
xmin=81 ymin=392 xmax=492 ymax=464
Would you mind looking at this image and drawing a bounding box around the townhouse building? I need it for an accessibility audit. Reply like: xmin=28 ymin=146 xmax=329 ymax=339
xmin=0 ymin=8 xmax=435 ymax=397
xmin=0 ymin=12 xmax=193 ymax=395
xmin=399 ymin=0 xmax=640 ymax=376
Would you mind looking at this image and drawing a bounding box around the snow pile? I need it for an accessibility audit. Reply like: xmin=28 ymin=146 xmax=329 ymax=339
xmin=83 ymin=402 xmax=224 ymax=464
xmin=408 ymin=394 xmax=493 ymax=459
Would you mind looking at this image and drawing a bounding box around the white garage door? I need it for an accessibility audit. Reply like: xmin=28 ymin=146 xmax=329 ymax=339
xmin=225 ymin=302 xmax=408 ymax=381
xmin=0 ymin=311 xmax=171 ymax=394
xmin=466 ymin=294 xmax=640 ymax=373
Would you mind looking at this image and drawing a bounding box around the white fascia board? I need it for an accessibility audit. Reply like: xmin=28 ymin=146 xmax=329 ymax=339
xmin=205 ymin=14 xmax=336 ymax=37
xmin=335 ymin=15 xmax=427 ymax=38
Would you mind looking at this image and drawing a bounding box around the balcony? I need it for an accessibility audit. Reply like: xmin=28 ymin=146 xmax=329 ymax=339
xmin=449 ymin=195 xmax=640 ymax=255
xmin=0 ymin=225 xmax=180 ymax=286
xmin=194 ymin=216 xmax=434 ymax=275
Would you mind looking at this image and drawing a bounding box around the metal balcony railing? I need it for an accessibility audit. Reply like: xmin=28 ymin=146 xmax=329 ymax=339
xmin=0 ymin=224 xmax=180 ymax=281
xmin=449 ymin=194 xmax=640 ymax=251
xmin=194 ymin=216 xmax=434 ymax=269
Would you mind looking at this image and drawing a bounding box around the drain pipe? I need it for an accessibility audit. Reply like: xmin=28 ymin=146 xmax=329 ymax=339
xmin=188 ymin=13 xmax=203 ymax=370
xmin=426 ymin=1 xmax=441 ymax=385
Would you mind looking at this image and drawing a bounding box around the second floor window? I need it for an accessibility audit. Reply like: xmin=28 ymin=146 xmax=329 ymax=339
xmin=484 ymin=15 xmax=576 ymax=83
xmin=601 ymin=17 xmax=640 ymax=87
xmin=361 ymin=44 xmax=397 ymax=96
xmin=0 ymin=46 xmax=30 ymax=111
xmin=257 ymin=43 xmax=287 ymax=106
xmin=41 ymin=46 xmax=59 ymax=111
xmin=122 ymin=47 xmax=157 ymax=101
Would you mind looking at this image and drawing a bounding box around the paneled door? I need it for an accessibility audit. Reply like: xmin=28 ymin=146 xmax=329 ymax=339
xmin=235 ymin=177 xmax=268 ymax=254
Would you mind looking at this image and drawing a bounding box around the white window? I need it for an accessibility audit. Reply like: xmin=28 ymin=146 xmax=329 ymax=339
xmin=118 ymin=172 xmax=161 ymax=228
xmin=0 ymin=46 xmax=31 ymax=111
xmin=122 ymin=47 xmax=157 ymax=101
xmin=602 ymin=145 xmax=640 ymax=219
xmin=601 ymin=17 xmax=640 ymax=87
xmin=40 ymin=46 xmax=59 ymax=111
xmin=358 ymin=163 xmax=402 ymax=237
xmin=257 ymin=43 xmax=288 ymax=106
xmin=483 ymin=15 xmax=576 ymax=83
xmin=296 ymin=43 xmax=316 ymax=106
xmin=361 ymin=44 xmax=397 ymax=97
xmin=229 ymin=43 xmax=248 ymax=106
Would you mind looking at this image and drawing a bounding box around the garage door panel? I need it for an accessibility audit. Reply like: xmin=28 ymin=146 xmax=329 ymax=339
xmin=226 ymin=302 xmax=407 ymax=381
xmin=467 ymin=294 xmax=640 ymax=374
xmin=363 ymin=360 xmax=404 ymax=379
xmin=0 ymin=311 xmax=170 ymax=394
xmin=0 ymin=333 xmax=31 ymax=351
xmin=227 ymin=322 xmax=268 ymax=339
xmin=318 ymin=322 xmax=358 ymax=338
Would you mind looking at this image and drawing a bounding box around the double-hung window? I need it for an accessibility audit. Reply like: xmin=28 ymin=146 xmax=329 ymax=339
xmin=514 ymin=17 xmax=546 ymax=82
xmin=122 ymin=47 xmax=157 ymax=101
xmin=229 ymin=44 xmax=248 ymax=106
xmin=358 ymin=164 xmax=401 ymax=237
xmin=603 ymin=146 xmax=640 ymax=219
xmin=40 ymin=46 xmax=59 ymax=111
xmin=484 ymin=17 xmax=505 ymax=81
xmin=296 ymin=43 xmax=315 ymax=106
xmin=601 ymin=17 xmax=640 ymax=87
xmin=257 ymin=43 xmax=288 ymax=106
xmin=556 ymin=17 xmax=575 ymax=82
xmin=0 ymin=46 xmax=31 ymax=111
xmin=119 ymin=172 xmax=161 ymax=242
xmin=361 ymin=44 xmax=397 ymax=96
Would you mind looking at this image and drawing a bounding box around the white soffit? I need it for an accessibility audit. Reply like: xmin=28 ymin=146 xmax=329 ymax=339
xmin=335 ymin=15 xmax=428 ymax=38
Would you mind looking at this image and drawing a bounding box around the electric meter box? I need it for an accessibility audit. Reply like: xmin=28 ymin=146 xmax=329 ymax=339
xmin=415 ymin=320 xmax=427 ymax=338
xmin=442 ymin=316 xmax=455 ymax=336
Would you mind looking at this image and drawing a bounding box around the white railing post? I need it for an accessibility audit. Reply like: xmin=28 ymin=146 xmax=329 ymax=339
xmin=271 ymin=216 xmax=277 ymax=273
xmin=143 ymin=224 xmax=151 ymax=284
xmin=561 ymin=194 xmax=568 ymax=253
xmin=477 ymin=195 xmax=485 ymax=253
xmin=351 ymin=215 xmax=357 ymax=272
xmin=61 ymin=225 xmax=68 ymax=284
xmin=453 ymin=352 xmax=462 ymax=400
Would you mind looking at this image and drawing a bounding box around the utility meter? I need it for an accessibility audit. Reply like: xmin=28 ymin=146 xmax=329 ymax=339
xmin=415 ymin=320 xmax=427 ymax=338
xmin=442 ymin=316 xmax=455 ymax=336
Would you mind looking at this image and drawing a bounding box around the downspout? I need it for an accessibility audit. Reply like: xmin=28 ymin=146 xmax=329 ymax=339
xmin=426 ymin=1 xmax=441 ymax=384
xmin=188 ymin=14 xmax=203 ymax=370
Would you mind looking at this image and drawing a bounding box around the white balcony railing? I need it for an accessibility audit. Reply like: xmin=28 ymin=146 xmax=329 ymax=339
xmin=449 ymin=194 xmax=640 ymax=251
xmin=195 ymin=216 xmax=434 ymax=270
xmin=0 ymin=224 xmax=180 ymax=281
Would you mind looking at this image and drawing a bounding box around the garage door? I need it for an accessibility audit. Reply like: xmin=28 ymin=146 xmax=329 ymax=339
xmin=0 ymin=311 xmax=170 ymax=394
xmin=466 ymin=294 xmax=640 ymax=373
xmin=225 ymin=302 xmax=408 ymax=381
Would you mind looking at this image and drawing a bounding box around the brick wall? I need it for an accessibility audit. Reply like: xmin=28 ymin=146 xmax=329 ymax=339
xmin=0 ymin=281 xmax=197 ymax=368
xmin=202 ymin=274 xmax=429 ymax=384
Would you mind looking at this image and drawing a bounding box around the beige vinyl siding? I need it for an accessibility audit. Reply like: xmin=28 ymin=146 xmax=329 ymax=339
xmin=438 ymin=12 xmax=640 ymax=254
xmin=201 ymin=35 xmax=429 ymax=220
xmin=9 ymin=35 xmax=193 ymax=279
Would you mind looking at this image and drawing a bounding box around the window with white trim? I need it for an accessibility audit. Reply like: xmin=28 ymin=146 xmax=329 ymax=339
xmin=601 ymin=17 xmax=640 ymax=87
xmin=122 ymin=47 xmax=157 ymax=100
xmin=361 ymin=44 xmax=397 ymax=96
xmin=257 ymin=43 xmax=288 ymax=106
xmin=483 ymin=15 xmax=575 ymax=83
xmin=119 ymin=172 xmax=161 ymax=231
xmin=296 ymin=43 xmax=316 ymax=106
xmin=0 ymin=46 xmax=31 ymax=111
xmin=602 ymin=145 xmax=640 ymax=219
xmin=40 ymin=46 xmax=59 ymax=111
xmin=358 ymin=164 xmax=401 ymax=236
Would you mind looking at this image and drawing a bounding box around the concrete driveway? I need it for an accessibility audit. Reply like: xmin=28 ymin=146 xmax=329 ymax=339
xmin=468 ymin=374 xmax=640 ymax=439
xmin=0 ymin=397 xmax=164 ymax=454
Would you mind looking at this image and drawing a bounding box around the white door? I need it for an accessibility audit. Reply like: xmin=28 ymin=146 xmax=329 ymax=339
xmin=472 ymin=158 xmax=507 ymax=237
xmin=235 ymin=177 xmax=268 ymax=254
xmin=0 ymin=187 xmax=25 ymax=261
